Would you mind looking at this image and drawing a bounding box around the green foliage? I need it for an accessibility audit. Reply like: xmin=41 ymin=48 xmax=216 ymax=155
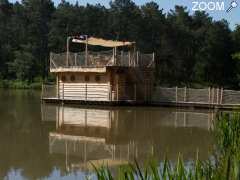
xmin=8 ymin=45 xmax=34 ymax=81
xmin=91 ymin=156 xmax=213 ymax=180
xmin=0 ymin=80 xmax=42 ymax=89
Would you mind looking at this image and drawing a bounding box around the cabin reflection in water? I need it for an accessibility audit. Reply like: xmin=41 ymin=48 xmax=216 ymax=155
xmin=42 ymin=104 xmax=215 ymax=171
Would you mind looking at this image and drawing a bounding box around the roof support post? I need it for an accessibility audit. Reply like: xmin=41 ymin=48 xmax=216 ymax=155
xmin=66 ymin=36 xmax=71 ymax=67
xmin=114 ymin=47 xmax=117 ymax=65
xmin=112 ymin=48 xmax=115 ymax=65
xmin=85 ymin=35 xmax=88 ymax=66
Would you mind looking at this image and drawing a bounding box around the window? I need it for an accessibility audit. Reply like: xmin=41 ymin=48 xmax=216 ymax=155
xmin=85 ymin=75 xmax=90 ymax=82
xmin=95 ymin=75 xmax=101 ymax=82
xmin=70 ymin=75 xmax=75 ymax=81
xmin=61 ymin=75 xmax=66 ymax=82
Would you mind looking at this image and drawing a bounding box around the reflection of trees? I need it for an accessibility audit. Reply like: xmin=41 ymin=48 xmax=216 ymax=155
xmin=0 ymin=90 xmax=56 ymax=179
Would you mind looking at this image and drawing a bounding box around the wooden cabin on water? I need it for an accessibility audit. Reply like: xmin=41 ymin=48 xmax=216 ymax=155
xmin=42 ymin=36 xmax=155 ymax=104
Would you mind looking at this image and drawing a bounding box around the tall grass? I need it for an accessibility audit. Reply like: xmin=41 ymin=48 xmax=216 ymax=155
xmin=89 ymin=112 xmax=240 ymax=180
xmin=90 ymin=156 xmax=214 ymax=180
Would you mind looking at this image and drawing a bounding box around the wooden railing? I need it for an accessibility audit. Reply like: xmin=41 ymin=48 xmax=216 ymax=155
xmin=50 ymin=51 xmax=155 ymax=70
xmin=152 ymin=87 xmax=240 ymax=105
xmin=42 ymin=84 xmax=240 ymax=105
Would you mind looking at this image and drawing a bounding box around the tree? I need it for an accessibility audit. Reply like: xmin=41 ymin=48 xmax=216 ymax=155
xmin=8 ymin=44 xmax=34 ymax=81
xmin=109 ymin=0 xmax=141 ymax=40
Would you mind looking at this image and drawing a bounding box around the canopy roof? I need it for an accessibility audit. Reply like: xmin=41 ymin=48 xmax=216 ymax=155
xmin=72 ymin=37 xmax=135 ymax=47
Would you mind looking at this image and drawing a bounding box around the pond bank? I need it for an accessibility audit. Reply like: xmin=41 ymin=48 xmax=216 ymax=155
xmin=0 ymin=80 xmax=42 ymax=89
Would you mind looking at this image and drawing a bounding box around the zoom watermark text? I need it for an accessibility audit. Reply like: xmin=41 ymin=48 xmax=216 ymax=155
xmin=192 ymin=1 xmax=225 ymax=11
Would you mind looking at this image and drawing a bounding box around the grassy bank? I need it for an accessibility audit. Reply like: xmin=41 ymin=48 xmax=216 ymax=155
xmin=90 ymin=113 xmax=240 ymax=180
xmin=0 ymin=80 xmax=42 ymax=89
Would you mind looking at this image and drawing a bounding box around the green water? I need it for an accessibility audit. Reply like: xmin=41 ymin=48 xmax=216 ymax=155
xmin=0 ymin=90 xmax=214 ymax=179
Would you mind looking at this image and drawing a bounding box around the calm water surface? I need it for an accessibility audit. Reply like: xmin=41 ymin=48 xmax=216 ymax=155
xmin=0 ymin=90 xmax=216 ymax=180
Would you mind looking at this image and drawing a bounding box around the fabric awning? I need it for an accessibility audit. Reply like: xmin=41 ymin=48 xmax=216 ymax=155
xmin=72 ymin=37 xmax=135 ymax=47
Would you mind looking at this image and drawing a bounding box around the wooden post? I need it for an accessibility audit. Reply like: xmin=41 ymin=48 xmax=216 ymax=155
xmin=108 ymin=84 xmax=112 ymax=101
xmin=85 ymin=84 xmax=87 ymax=101
xmin=57 ymin=75 xmax=60 ymax=99
xmin=212 ymin=88 xmax=215 ymax=104
xmin=115 ymin=47 xmax=117 ymax=65
xmin=216 ymin=88 xmax=219 ymax=104
xmin=62 ymin=83 xmax=64 ymax=100
xmin=175 ymin=86 xmax=178 ymax=103
xmin=112 ymin=48 xmax=115 ymax=65
xmin=152 ymin=52 xmax=155 ymax=67
xmin=41 ymin=83 xmax=43 ymax=100
xmin=184 ymin=86 xmax=187 ymax=102
xmin=121 ymin=51 xmax=123 ymax=66
xmin=85 ymin=35 xmax=88 ymax=66
xmin=208 ymin=87 xmax=211 ymax=104
xmin=74 ymin=53 xmax=77 ymax=66
xmin=220 ymin=88 xmax=223 ymax=104
xmin=137 ymin=51 xmax=139 ymax=66
xmin=128 ymin=51 xmax=131 ymax=66
xmin=134 ymin=84 xmax=137 ymax=101
xmin=66 ymin=36 xmax=71 ymax=67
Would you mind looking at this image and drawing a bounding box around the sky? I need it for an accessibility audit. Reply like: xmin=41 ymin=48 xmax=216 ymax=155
xmin=9 ymin=0 xmax=240 ymax=30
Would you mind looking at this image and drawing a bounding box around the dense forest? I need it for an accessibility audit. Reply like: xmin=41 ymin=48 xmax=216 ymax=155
xmin=0 ymin=0 xmax=240 ymax=88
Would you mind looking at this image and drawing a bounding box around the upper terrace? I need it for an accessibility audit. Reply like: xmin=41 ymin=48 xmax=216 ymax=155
xmin=49 ymin=36 xmax=155 ymax=72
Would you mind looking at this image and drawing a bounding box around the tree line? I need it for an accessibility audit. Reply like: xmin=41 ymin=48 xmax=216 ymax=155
xmin=0 ymin=0 xmax=240 ymax=88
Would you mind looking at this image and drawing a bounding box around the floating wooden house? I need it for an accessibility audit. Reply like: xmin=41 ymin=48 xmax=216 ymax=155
xmin=42 ymin=36 xmax=155 ymax=103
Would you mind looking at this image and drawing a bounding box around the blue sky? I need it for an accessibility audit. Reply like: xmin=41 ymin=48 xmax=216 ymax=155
xmin=9 ymin=0 xmax=240 ymax=30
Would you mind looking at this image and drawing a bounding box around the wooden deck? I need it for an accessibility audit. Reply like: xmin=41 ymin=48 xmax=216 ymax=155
xmin=41 ymin=97 xmax=240 ymax=110
xmin=42 ymin=85 xmax=240 ymax=110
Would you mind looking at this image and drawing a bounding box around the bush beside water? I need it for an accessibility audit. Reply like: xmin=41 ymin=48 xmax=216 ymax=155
xmin=90 ymin=113 xmax=240 ymax=180
xmin=0 ymin=80 xmax=42 ymax=89
xmin=0 ymin=76 xmax=55 ymax=89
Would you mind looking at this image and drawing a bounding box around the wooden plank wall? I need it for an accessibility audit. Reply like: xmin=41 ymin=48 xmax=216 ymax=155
xmin=59 ymin=82 xmax=110 ymax=101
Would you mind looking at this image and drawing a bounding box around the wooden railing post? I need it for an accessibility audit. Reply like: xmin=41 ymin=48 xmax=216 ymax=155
xmin=85 ymin=35 xmax=88 ymax=66
xmin=121 ymin=51 xmax=123 ymax=66
xmin=175 ymin=86 xmax=178 ymax=103
xmin=62 ymin=83 xmax=64 ymax=100
xmin=108 ymin=84 xmax=112 ymax=101
xmin=41 ymin=84 xmax=43 ymax=100
xmin=212 ymin=87 xmax=215 ymax=104
xmin=66 ymin=45 xmax=69 ymax=67
xmin=112 ymin=48 xmax=115 ymax=65
xmin=184 ymin=86 xmax=187 ymax=102
xmin=74 ymin=53 xmax=77 ymax=66
xmin=57 ymin=76 xmax=60 ymax=99
xmin=220 ymin=88 xmax=223 ymax=105
xmin=152 ymin=52 xmax=155 ymax=67
xmin=128 ymin=51 xmax=131 ymax=66
xmin=216 ymin=88 xmax=219 ymax=104
xmin=85 ymin=84 xmax=87 ymax=101
xmin=208 ymin=87 xmax=211 ymax=104
xmin=136 ymin=51 xmax=139 ymax=67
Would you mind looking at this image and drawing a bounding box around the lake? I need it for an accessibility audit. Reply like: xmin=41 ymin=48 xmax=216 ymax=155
xmin=0 ymin=90 xmax=215 ymax=179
